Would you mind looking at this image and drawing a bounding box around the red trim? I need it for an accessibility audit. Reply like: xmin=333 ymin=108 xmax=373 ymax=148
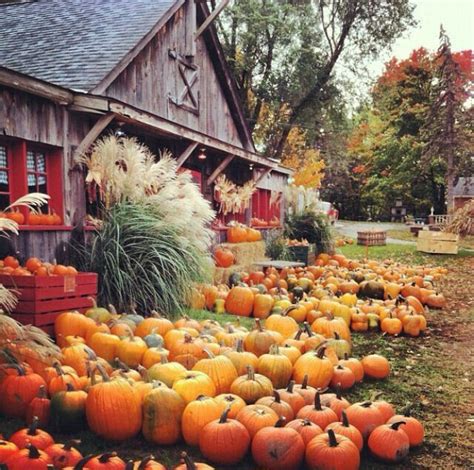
xmin=46 ymin=148 xmax=64 ymax=220
xmin=18 ymin=225 xmax=73 ymax=231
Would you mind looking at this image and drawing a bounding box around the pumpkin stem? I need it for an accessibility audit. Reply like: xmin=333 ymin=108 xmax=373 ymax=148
xmin=303 ymin=322 xmax=313 ymax=337
xmin=286 ymin=380 xmax=295 ymax=393
xmin=180 ymin=452 xmax=197 ymax=470
xmin=334 ymin=332 xmax=340 ymax=340
xmin=219 ymin=406 xmax=231 ymax=423
xmin=159 ymin=353 xmax=169 ymax=364
xmin=235 ymin=339 xmax=244 ymax=352
xmin=275 ymin=417 xmax=286 ymax=428
xmin=114 ymin=358 xmax=130 ymax=372
xmin=95 ymin=363 xmax=110 ymax=383
xmin=74 ymin=454 xmax=95 ymax=470
xmin=138 ymin=456 xmax=156 ymax=470
xmin=246 ymin=365 xmax=255 ymax=381
xmin=273 ymin=390 xmax=281 ymax=403
xmin=53 ymin=362 xmax=64 ymax=376
xmin=301 ymin=374 xmax=309 ymax=389
xmin=27 ymin=443 xmax=41 ymax=459
xmin=255 ymin=318 xmax=263 ymax=332
xmin=314 ymin=392 xmax=322 ymax=410
xmin=63 ymin=440 xmax=81 ymax=451
xmin=151 ymin=310 xmax=161 ymax=318
xmin=335 ymin=383 xmax=343 ymax=400
xmin=327 ymin=429 xmax=339 ymax=447
xmin=316 ymin=346 xmax=327 ymax=359
xmin=203 ymin=348 xmax=215 ymax=359
xmin=390 ymin=421 xmax=406 ymax=430
xmin=87 ymin=296 xmax=98 ymax=308
xmin=27 ymin=416 xmax=39 ymax=435
xmin=98 ymin=452 xmax=117 ymax=463
xmin=37 ymin=385 xmax=47 ymax=398
xmin=125 ymin=460 xmax=134 ymax=470
xmin=341 ymin=410 xmax=350 ymax=427
xmin=360 ymin=401 xmax=372 ymax=408
xmin=294 ymin=328 xmax=303 ymax=340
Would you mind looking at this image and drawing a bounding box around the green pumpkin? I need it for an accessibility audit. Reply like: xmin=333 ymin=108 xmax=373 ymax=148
xmin=291 ymin=286 xmax=305 ymax=302
xmin=228 ymin=272 xmax=242 ymax=287
xmin=359 ymin=280 xmax=385 ymax=299
xmin=326 ymin=333 xmax=351 ymax=359
xmin=351 ymin=272 xmax=366 ymax=284
xmin=50 ymin=384 xmax=87 ymax=432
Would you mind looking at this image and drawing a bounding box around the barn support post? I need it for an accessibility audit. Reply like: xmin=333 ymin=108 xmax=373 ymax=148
xmin=195 ymin=0 xmax=230 ymax=39
xmin=176 ymin=141 xmax=198 ymax=168
xmin=72 ymin=113 xmax=115 ymax=161
xmin=206 ymin=153 xmax=234 ymax=186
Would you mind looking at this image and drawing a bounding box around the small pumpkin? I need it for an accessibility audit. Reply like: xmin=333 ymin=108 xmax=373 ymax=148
xmin=26 ymin=385 xmax=50 ymax=428
xmin=344 ymin=400 xmax=385 ymax=440
xmin=251 ymin=417 xmax=305 ymax=470
xmin=9 ymin=416 xmax=55 ymax=450
xmin=305 ymin=429 xmax=360 ymax=470
xmin=172 ymin=371 xmax=216 ymax=404
xmin=296 ymin=392 xmax=338 ymax=430
xmin=387 ymin=411 xmax=424 ymax=447
xmin=199 ymin=407 xmax=251 ymax=465
xmin=368 ymin=421 xmax=410 ymax=462
xmin=225 ymin=285 xmax=254 ymax=317
xmin=173 ymin=452 xmax=214 ymax=470
xmin=214 ymin=247 xmax=235 ymax=268
xmin=4 ymin=444 xmax=52 ymax=470
xmin=50 ymin=383 xmax=88 ymax=432
xmin=243 ymin=319 xmax=283 ymax=357
xmin=192 ymin=350 xmax=238 ymax=394
xmin=236 ymin=404 xmax=279 ymax=438
xmin=325 ymin=410 xmax=363 ymax=451
xmin=182 ymin=395 xmax=222 ymax=446
xmin=361 ymin=354 xmax=390 ymax=379
xmin=285 ymin=418 xmax=323 ymax=445
xmin=0 ymin=439 xmax=19 ymax=463
xmin=257 ymin=345 xmax=293 ymax=389
xmin=230 ymin=365 xmax=273 ymax=404
xmin=277 ymin=380 xmax=306 ymax=414
xmin=256 ymin=390 xmax=294 ymax=422
xmin=142 ymin=383 xmax=186 ymax=445
xmin=44 ymin=440 xmax=83 ymax=469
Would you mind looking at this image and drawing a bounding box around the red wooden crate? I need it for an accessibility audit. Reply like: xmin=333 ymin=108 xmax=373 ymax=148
xmin=1 ymin=273 xmax=97 ymax=334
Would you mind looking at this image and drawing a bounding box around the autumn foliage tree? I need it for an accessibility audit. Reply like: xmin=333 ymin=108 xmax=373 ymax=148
xmin=347 ymin=40 xmax=473 ymax=218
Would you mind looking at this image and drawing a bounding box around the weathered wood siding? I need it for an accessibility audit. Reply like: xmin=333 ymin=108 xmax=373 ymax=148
xmin=104 ymin=5 xmax=244 ymax=149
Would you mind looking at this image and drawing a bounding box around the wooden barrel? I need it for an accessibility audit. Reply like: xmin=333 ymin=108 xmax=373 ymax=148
xmin=357 ymin=230 xmax=386 ymax=246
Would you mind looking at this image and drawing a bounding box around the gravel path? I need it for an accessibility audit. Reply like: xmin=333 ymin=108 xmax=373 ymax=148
xmin=334 ymin=220 xmax=416 ymax=245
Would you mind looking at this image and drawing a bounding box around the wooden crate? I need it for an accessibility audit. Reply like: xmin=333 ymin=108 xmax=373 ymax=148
xmin=357 ymin=230 xmax=386 ymax=246
xmin=0 ymin=273 xmax=97 ymax=334
xmin=417 ymin=230 xmax=459 ymax=254
xmin=287 ymin=244 xmax=316 ymax=266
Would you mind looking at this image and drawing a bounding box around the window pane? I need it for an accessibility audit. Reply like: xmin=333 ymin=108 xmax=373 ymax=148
xmin=36 ymin=153 xmax=46 ymax=172
xmin=0 ymin=170 xmax=8 ymax=187
xmin=27 ymin=151 xmax=36 ymax=170
xmin=0 ymin=194 xmax=9 ymax=210
xmin=0 ymin=146 xmax=7 ymax=168
xmin=28 ymin=173 xmax=37 ymax=191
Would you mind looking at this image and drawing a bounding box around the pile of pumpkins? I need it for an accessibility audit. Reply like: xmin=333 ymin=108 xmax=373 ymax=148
xmin=195 ymin=253 xmax=447 ymax=338
xmin=0 ymin=306 xmax=411 ymax=469
xmin=0 ymin=431 xmax=205 ymax=470
xmin=0 ymin=209 xmax=62 ymax=226
xmin=0 ymin=256 xmax=78 ymax=277
xmin=227 ymin=223 xmax=262 ymax=243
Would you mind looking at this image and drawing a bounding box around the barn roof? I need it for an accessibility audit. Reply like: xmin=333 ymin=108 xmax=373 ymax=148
xmin=0 ymin=0 xmax=178 ymax=92
xmin=453 ymin=177 xmax=474 ymax=197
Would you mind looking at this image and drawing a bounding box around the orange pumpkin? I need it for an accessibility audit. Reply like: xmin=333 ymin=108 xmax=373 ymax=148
xmin=214 ymin=247 xmax=235 ymax=268
xmin=225 ymin=285 xmax=254 ymax=317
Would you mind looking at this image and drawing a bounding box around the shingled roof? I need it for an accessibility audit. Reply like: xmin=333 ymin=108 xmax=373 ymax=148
xmin=0 ymin=0 xmax=178 ymax=92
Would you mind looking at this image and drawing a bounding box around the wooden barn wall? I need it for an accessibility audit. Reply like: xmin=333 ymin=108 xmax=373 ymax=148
xmin=0 ymin=87 xmax=64 ymax=146
xmin=104 ymin=6 xmax=244 ymax=149
xmin=255 ymin=171 xmax=288 ymax=192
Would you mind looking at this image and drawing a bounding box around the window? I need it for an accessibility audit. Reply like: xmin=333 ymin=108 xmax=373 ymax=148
xmin=0 ymin=138 xmax=64 ymax=225
xmin=252 ymin=189 xmax=281 ymax=223
xmin=27 ymin=150 xmax=48 ymax=206
xmin=0 ymin=145 xmax=10 ymax=210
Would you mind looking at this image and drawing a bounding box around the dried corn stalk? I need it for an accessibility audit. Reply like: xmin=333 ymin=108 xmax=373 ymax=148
xmin=214 ymin=175 xmax=256 ymax=215
xmin=443 ymin=200 xmax=474 ymax=236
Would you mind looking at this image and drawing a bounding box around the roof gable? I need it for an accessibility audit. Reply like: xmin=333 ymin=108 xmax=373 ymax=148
xmin=0 ymin=0 xmax=178 ymax=91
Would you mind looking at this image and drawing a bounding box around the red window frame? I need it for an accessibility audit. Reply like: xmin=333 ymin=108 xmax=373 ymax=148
xmin=0 ymin=137 xmax=64 ymax=225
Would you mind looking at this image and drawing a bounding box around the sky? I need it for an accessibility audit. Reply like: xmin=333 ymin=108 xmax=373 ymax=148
xmin=370 ymin=0 xmax=474 ymax=76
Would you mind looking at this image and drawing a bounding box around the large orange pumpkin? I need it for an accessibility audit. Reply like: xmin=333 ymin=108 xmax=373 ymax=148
xmin=225 ymin=286 xmax=254 ymax=317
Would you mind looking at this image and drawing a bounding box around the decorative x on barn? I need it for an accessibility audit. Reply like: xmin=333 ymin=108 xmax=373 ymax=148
xmin=168 ymin=49 xmax=200 ymax=115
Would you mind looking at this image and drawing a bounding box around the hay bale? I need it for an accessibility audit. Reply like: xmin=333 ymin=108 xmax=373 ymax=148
xmin=219 ymin=241 xmax=266 ymax=265
xmin=214 ymin=264 xmax=247 ymax=285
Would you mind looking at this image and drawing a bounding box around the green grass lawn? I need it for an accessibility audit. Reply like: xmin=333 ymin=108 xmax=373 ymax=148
xmin=338 ymin=241 xmax=472 ymax=265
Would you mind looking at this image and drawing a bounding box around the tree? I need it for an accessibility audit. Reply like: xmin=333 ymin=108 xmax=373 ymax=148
xmin=218 ymin=0 xmax=416 ymax=160
xmin=422 ymin=29 xmax=474 ymax=213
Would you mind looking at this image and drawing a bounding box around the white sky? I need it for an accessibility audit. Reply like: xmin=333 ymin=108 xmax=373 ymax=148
xmin=370 ymin=0 xmax=474 ymax=76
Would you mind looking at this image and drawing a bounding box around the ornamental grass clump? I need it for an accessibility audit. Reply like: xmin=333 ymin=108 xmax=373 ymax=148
xmin=77 ymin=135 xmax=215 ymax=315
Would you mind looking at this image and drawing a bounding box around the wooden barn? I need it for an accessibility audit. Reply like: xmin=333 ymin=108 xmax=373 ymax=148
xmin=0 ymin=0 xmax=290 ymax=261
